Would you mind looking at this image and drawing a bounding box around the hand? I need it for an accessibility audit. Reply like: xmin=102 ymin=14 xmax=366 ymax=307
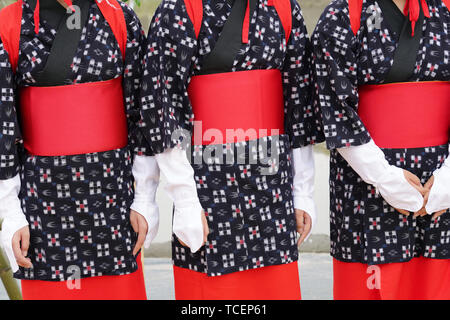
xmin=178 ymin=210 xmax=209 ymax=248
xmin=395 ymin=170 xmax=426 ymax=216
xmin=12 ymin=226 xmax=32 ymax=269
xmin=414 ymin=176 xmax=447 ymax=219
xmin=296 ymin=209 xmax=312 ymax=246
xmin=130 ymin=209 xmax=149 ymax=256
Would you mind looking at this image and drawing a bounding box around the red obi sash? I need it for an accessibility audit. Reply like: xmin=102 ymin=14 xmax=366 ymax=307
xmin=20 ymin=77 xmax=128 ymax=156
xmin=188 ymin=69 xmax=285 ymax=145
xmin=357 ymin=81 xmax=450 ymax=149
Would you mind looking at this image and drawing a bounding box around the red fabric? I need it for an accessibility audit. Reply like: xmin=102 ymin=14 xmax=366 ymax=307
xmin=348 ymin=0 xmax=363 ymax=35
xmin=0 ymin=0 xmax=23 ymax=72
xmin=403 ymin=0 xmax=430 ymax=36
xmin=188 ymin=69 xmax=285 ymax=145
xmin=271 ymin=0 xmax=292 ymax=44
xmin=183 ymin=0 xmax=203 ymax=38
xmin=349 ymin=0 xmax=433 ymax=36
xmin=333 ymin=257 xmax=450 ymax=300
xmin=444 ymin=0 xmax=450 ymax=10
xmin=242 ymin=0 xmax=250 ymax=43
xmin=95 ymin=0 xmax=127 ymax=61
xmin=34 ymin=0 xmax=40 ymax=34
xmin=63 ymin=0 xmax=75 ymax=11
xmin=20 ymin=77 xmax=128 ymax=156
xmin=173 ymin=262 xmax=301 ymax=300
xmin=357 ymin=81 xmax=450 ymax=149
xmin=21 ymin=254 xmax=147 ymax=300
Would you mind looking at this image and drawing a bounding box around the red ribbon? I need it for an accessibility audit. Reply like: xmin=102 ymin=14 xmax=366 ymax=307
xmin=33 ymin=0 xmax=75 ymax=35
xmin=242 ymin=0 xmax=250 ymax=43
xmin=403 ymin=0 xmax=430 ymax=36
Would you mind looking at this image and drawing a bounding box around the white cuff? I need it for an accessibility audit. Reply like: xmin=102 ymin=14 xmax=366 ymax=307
xmin=173 ymin=201 xmax=204 ymax=253
xmin=0 ymin=175 xmax=29 ymax=272
xmin=425 ymin=146 xmax=450 ymax=214
xmin=155 ymin=148 xmax=204 ymax=253
xmin=291 ymin=146 xmax=317 ymax=231
xmin=338 ymin=140 xmax=423 ymax=212
xmin=0 ymin=174 xmax=22 ymax=220
xmin=131 ymin=155 xmax=161 ymax=248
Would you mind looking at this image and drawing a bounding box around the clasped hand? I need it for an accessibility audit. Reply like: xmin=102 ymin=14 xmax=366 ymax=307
xmin=397 ymin=170 xmax=447 ymax=219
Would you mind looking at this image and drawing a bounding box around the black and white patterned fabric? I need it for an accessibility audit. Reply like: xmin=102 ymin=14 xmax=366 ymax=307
xmin=140 ymin=0 xmax=325 ymax=276
xmin=312 ymin=0 xmax=450 ymax=265
xmin=0 ymin=0 xmax=147 ymax=281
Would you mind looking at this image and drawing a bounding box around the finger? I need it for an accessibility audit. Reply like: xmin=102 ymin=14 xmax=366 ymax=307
xmin=414 ymin=208 xmax=428 ymax=218
xmin=414 ymin=184 xmax=427 ymax=196
xmin=396 ymin=208 xmax=410 ymax=216
xmin=419 ymin=209 xmax=428 ymax=217
xmin=432 ymin=209 xmax=447 ymax=220
xmin=410 ymin=173 xmax=423 ymax=186
xmin=298 ymin=215 xmax=312 ymax=246
xmin=130 ymin=214 xmax=139 ymax=234
xmin=202 ymin=213 xmax=209 ymax=244
xmin=297 ymin=211 xmax=305 ymax=226
xmin=12 ymin=234 xmax=32 ymax=268
xmin=424 ymin=176 xmax=434 ymax=190
xmin=414 ymin=207 xmax=426 ymax=218
xmin=21 ymin=230 xmax=30 ymax=257
xmin=296 ymin=210 xmax=305 ymax=234
xmin=297 ymin=225 xmax=309 ymax=246
xmin=133 ymin=220 xmax=147 ymax=256
xmin=414 ymin=192 xmax=431 ymax=217
xmin=406 ymin=173 xmax=427 ymax=195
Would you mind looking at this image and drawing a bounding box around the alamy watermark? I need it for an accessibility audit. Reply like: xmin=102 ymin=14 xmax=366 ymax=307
xmin=366 ymin=265 xmax=381 ymax=290
xmin=172 ymin=123 xmax=283 ymax=176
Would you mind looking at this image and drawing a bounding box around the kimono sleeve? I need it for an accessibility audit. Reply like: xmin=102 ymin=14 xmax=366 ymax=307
xmin=282 ymin=0 xmax=325 ymax=149
xmin=119 ymin=3 xmax=150 ymax=157
xmin=311 ymin=0 xmax=371 ymax=150
xmin=138 ymin=0 xmax=198 ymax=156
xmin=0 ymin=39 xmax=21 ymax=180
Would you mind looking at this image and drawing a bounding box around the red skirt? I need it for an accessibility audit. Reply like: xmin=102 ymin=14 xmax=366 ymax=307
xmin=333 ymin=257 xmax=450 ymax=300
xmin=21 ymin=254 xmax=147 ymax=300
xmin=173 ymin=262 xmax=301 ymax=300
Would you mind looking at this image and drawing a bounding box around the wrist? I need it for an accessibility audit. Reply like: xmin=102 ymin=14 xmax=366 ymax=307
xmin=425 ymin=164 xmax=450 ymax=214
xmin=338 ymin=140 xmax=390 ymax=187
xmin=130 ymin=201 xmax=159 ymax=248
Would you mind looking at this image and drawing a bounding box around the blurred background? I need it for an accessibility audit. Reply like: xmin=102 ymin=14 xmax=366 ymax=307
xmin=0 ymin=0 xmax=332 ymax=300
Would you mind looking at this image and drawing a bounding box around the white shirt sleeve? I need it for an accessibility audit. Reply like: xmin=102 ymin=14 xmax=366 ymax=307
xmin=425 ymin=145 xmax=450 ymax=214
xmin=337 ymin=140 xmax=424 ymax=213
xmin=291 ymin=145 xmax=317 ymax=231
xmin=154 ymin=148 xmax=204 ymax=253
xmin=130 ymin=155 xmax=161 ymax=249
xmin=0 ymin=174 xmax=29 ymax=273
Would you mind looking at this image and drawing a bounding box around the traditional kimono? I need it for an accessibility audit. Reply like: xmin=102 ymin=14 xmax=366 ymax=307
xmin=0 ymin=0 xmax=148 ymax=299
xmin=139 ymin=0 xmax=324 ymax=299
xmin=312 ymin=0 xmax=450 ymax=299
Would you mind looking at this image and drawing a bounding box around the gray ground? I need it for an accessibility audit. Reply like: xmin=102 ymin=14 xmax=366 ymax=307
xmin=0 ymin=253 xmax=333 ymax=300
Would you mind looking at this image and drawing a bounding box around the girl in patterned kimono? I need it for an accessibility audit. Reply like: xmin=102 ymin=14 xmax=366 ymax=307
xmin=137 ymin=0 xmax=325 ymax=300
xmin=312 ymin=0 xmax=450 ymax=299
xmin=0 ymin=0 xmax=154 ymax=299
